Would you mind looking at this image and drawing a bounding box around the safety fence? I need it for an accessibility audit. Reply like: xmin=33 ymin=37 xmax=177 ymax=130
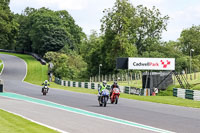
xmin=54 ymin=77 xmax=153 ymax=96
xmin=173 ymin=88 xmax=200 ymax=101
xmin=0 ymin=49 xmax=46 ymax=65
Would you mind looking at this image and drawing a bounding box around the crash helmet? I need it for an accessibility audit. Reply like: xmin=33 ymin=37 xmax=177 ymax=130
xmin=102 ymin=80 xmax=107 ymax=87
xmin=45 ymin=80 xmax=48 ymax=83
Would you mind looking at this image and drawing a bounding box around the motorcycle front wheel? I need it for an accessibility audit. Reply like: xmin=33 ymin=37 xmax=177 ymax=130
xmin=115 ymin=95 xmax=118 ymax=104
xmin=104 ymin=97 xmax=108 ymax=107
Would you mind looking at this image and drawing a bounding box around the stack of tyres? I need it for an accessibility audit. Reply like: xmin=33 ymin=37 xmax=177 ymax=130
xmin=68 ymin=81 xmax=70 ymax=87
xmin=177 ymin=88 xmax=185 ymax=99
xmin=193 ymin=90 xmax=200 ymax=101
xmin=78 ymin=82 xmax=81 ymax=87
xmin=73 ymin=82 xmax=76 ymax=87
xmin=173 ymin=88 xmax=178 ymax=97
xmin=185 ymin=89 xmax=193 ymax=100
xmin=85 ymin=82 xmax=88 ymax=88
xmin=124 ymin=86 xmax=129 ymax=94
xmin=91 ymin=83 xmax=95 ymax=89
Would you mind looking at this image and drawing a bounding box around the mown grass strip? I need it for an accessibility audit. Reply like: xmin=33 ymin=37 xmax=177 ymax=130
xmin=0 ymin=109 xmax=58 ymax=133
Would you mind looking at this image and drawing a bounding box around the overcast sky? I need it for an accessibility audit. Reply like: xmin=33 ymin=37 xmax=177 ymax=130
xmin=9 ymin=0 xmax=200 ymax=41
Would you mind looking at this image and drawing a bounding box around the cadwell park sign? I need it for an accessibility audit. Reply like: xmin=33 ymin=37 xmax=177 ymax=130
xmin=128 ymin=58 xmax=175 ymax=70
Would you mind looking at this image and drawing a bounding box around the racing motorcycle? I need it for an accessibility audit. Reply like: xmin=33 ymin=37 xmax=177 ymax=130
xmin=42 ymin=85 xmax=49 ymax=96
xmin=110 ymin=87 xmax=120 ymax=104
xmin=98 ymin=89 xmax=110 ymax=107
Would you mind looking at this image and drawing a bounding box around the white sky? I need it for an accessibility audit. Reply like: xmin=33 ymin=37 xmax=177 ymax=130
xmin=9 ymin=0 xmax=200 ymax=41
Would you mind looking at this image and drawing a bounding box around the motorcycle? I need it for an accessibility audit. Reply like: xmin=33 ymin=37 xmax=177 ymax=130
xmin=42 ymin=85 xmax=49 ymax=95
xmin=110 ymin=87 xmax=120 ymax=104
xmin=98 ymin=89 xmax=110 ymax=107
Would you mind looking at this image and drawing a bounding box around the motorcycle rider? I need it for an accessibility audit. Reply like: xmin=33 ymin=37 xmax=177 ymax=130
xmin=42 ymin=80 xmax=50 ymax=93
xmin=98 ymin=80 xmax=107 ymax=96
xmin=110 ymin=81 xmax=120 ymax=97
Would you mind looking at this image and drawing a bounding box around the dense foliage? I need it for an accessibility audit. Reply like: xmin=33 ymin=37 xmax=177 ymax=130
xmin=1 ymin=0 xmax=200 ymax=80
xmin=0 ymin=0 xmax=18 ymax=50
xmin=15 ymin=7 xmax=84 ymax=56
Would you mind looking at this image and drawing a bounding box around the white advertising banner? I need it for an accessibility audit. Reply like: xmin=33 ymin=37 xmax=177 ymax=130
xmin=128 ymin=58 xmax=175 ymax=70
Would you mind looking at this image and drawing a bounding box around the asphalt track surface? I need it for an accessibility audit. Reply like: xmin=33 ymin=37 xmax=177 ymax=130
xmin=0 ymin=54 xmax=200 ymax=133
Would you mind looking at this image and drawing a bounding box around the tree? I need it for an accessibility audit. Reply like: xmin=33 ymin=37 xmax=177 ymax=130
xmin=80 ymin=30 xmax=103 ymax=76
xmin=15 ymin=7 xmax=84 ymax=56
xmin=135 ymin=5 xmax=169 ymax=54
xmin=179 ymin=25 xmax=200 ymax=56
xmin=44 ymin=52 xmax=88 ymax=80
xmin=101 ymin=0 xmax=138 ymax=74
xmin=0 ymin=0 xmax=18 ymax=49
xmin=100 ymin=0 xmax=169 ymax=74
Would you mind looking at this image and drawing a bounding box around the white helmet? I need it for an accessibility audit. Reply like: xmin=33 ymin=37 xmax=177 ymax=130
xmin=103 ymin=80 xmax=107 ymax=86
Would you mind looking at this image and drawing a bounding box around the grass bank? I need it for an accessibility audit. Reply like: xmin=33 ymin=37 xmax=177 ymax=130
xmin=0 ymin=52 xmax=48 ymax=85
xmin=0 ymin=109 xmax=58 ymax=133
xmin=1 ymin=52 xmax=200 ymax=108
xmin=0 ymin=59 xmax=3 ymax=74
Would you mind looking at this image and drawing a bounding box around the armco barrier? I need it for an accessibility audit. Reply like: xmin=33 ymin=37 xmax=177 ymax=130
xmin=0 ymin=49 xmax=46 ymax=65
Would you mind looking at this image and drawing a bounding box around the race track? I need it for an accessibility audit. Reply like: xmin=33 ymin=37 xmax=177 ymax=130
xmin=0 ymin=53 xmax=200 ymax=133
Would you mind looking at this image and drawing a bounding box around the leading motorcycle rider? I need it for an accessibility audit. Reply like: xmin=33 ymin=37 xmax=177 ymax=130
xmin=98 ymin=80 xmax=107 ymax=96
xmin=42 ymin=80 xmax=50 ymax=93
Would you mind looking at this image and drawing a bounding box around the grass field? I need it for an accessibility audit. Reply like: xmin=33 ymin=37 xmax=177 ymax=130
xmin=0 ymin=109 xmax=58 ymax=133
xmin=1 ymin=52 xmax=200 ymax=109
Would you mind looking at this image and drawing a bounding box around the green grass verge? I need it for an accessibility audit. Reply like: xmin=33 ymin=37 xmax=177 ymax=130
xmin=0 ymin=52 xmax=48 ymax=85
xmin=1 ymin=52 xmax=200 ymax=108
xmin=0 ymin=59 xmax=3 ymax=74
xmin=0 ymin=109 xmax=58 ymax=133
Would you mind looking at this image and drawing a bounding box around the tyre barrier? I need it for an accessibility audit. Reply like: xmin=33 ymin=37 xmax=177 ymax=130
xmin=173 ymin=88 xmax=200 ymax=101
xmin=73 ymin=82 xmax=76 ymax=87
xmin=78 ymin=82 xmax=82 ymax=88
xmin=91 ymin=83 xmax=95 ymax=89
xmin=54 ymin=78 xmax=143 ymax=96
xmin=84 ymin=82 xmax=88 ymax=88
xmin=68 ymin=81 xmax=70 ymax=87
xmin=63 ymin=81 xmax=66 ymax=86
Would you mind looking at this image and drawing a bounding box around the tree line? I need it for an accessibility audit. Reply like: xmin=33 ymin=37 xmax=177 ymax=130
xmin=1 ymin=0 xmax=200 ymax=81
